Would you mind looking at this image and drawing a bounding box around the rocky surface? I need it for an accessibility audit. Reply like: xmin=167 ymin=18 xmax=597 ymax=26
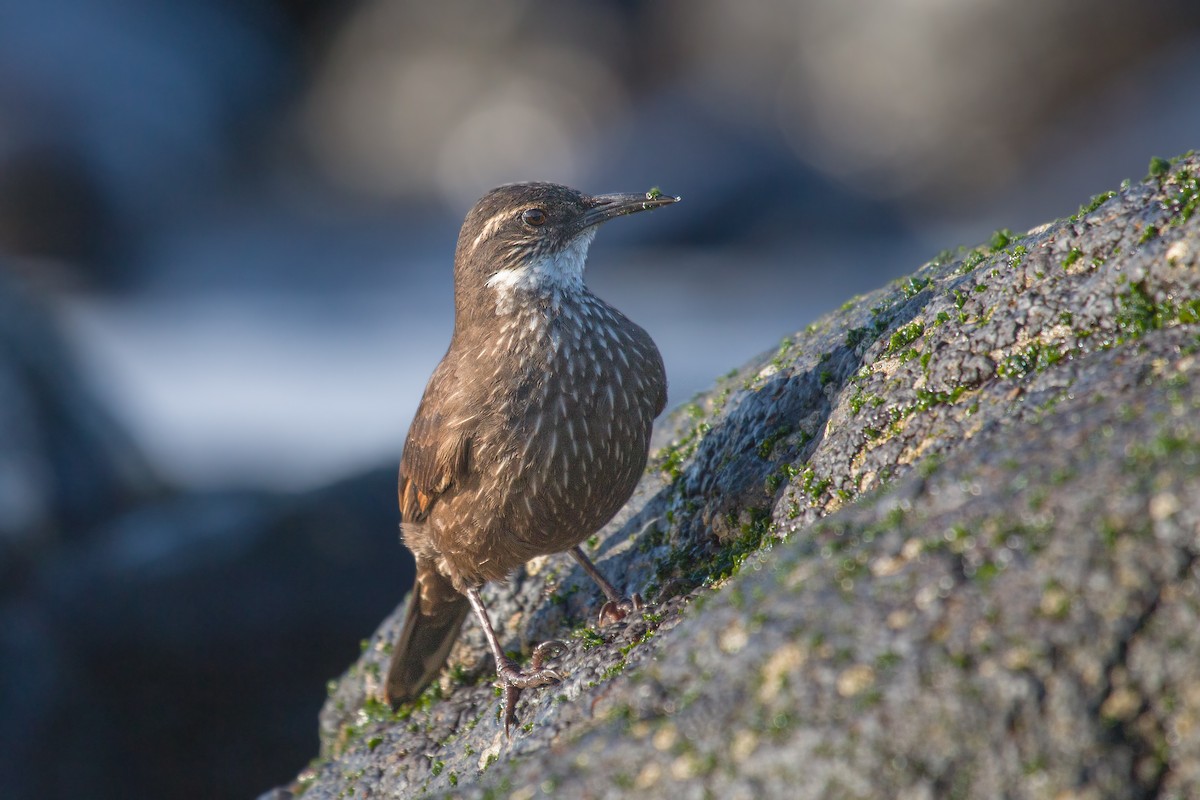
xmin=273 ymin=152 xmax=1200 ymax=799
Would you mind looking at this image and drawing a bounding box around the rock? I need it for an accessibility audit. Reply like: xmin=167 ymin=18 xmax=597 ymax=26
xmin=271 ymin=152 xmax=1200 ymax=799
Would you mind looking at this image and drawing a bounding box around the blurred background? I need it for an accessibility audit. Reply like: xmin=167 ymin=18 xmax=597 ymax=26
xmin=0 ymin=1 xmax=1196 ymax=797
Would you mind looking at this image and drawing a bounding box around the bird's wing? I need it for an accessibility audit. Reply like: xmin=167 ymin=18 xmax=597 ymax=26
xmin=398 ymin=362 xmax=473 ymax=523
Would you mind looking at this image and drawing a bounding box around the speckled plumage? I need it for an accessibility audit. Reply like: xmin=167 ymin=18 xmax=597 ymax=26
xmin=406 ymin=291 xmax=665 ymax=586
xmin=385 ymin=183 xmax=677 ymax=716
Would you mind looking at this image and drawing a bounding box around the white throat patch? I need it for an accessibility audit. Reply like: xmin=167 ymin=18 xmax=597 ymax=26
xmin=485 ymin=229 xmax=596 ymax=314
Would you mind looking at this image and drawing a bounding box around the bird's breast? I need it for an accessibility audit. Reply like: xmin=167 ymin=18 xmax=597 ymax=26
xmin=466 ymin=295 xmax=664 ymax=541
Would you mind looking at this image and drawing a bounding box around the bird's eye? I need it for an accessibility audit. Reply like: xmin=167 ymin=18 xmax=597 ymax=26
xmin=521 ymin=208 xmax=547 ymax=226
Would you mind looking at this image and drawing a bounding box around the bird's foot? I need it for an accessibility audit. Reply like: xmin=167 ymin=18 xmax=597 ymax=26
xmin=500 ymin=640 xmax=567 ymax=735
xmin=597 ymin=592 xmax=644 ymax=627
xmin=497 ymin=643 xmax=565 ymax=689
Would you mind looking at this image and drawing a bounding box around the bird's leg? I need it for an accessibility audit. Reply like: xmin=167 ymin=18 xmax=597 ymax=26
xmin=569 ymin=546 xmax=644 ymax=626
xmin=464 ymin=586 xmax=564 ymax=734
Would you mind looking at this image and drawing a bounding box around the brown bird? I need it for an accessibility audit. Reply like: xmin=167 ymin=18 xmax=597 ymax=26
xmin=383 ymin=182 xmax=679 ymax=729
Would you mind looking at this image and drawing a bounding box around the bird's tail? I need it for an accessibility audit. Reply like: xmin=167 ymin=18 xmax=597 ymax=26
xmin=384 ymin=559 xmax=469 ymax=706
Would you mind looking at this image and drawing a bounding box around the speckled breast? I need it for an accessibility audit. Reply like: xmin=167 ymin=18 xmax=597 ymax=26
xmin=435 ymin=292 xmax=665 ymax=583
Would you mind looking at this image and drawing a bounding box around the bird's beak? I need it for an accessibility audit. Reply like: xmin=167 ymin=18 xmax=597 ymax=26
xmin=582 ymin=190 xmax=680 ymax=227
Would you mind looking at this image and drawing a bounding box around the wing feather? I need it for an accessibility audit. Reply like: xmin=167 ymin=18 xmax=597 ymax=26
xmin=398 ymin=360 xmax=473 ymax=523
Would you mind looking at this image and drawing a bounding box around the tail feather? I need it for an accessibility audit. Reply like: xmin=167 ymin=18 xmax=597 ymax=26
xmin=384 ymin=561 xmax=469 ymax=706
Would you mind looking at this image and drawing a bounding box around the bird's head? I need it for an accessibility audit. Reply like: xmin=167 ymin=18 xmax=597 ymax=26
xmin=452 ymin=182 xmax=678 ymax=317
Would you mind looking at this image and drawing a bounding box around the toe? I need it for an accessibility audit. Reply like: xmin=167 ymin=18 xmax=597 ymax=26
xmin=531 ymin=640 xmax=568 ymax=668
xmin=597 ymin=596 xmax=647 ymax=627
xmin=498 ymin=663 xmax=563 ymax=689
xmin=503 ymin=685 xmax=521 ymax=737
xmin=597 ymin=601 xmax=624 ymax=626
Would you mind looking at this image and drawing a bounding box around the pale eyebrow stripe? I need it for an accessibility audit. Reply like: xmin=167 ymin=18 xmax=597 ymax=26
xmin=469 ymin=210 xmax=511 ymax=252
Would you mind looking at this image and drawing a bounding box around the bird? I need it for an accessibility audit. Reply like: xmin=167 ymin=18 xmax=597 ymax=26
xmin=383 ymin=182 xmax=679 ymax=731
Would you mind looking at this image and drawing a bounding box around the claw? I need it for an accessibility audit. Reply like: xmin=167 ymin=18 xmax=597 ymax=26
xmin=597 ymin=593 xmax=645 ymax=627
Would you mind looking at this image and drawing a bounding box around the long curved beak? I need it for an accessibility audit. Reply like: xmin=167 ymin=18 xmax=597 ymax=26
xmin=582 ymin=190 xmax=680 ymax=227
